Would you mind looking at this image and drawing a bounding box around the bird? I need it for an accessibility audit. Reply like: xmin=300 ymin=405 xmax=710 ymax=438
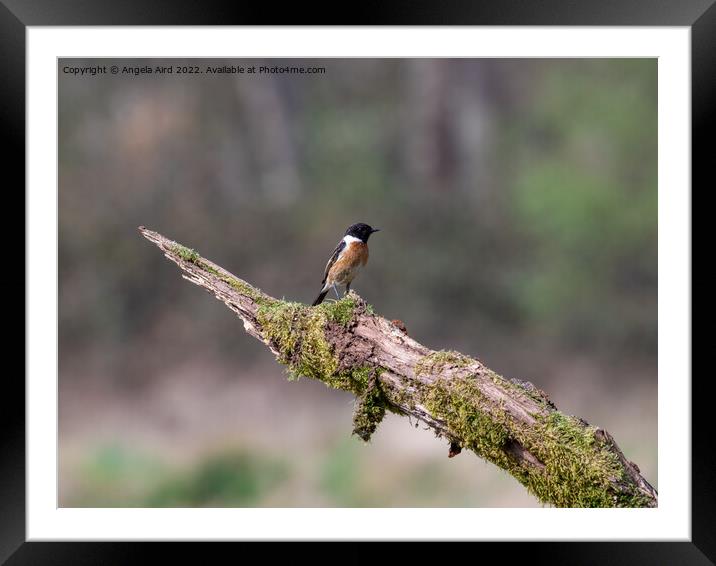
xmin=312 ymin=223 xmax=380 ymax=306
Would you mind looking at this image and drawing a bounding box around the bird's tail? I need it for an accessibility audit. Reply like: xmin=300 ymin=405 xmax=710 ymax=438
xmin=312 ymin=290 xmax=328 ymax=306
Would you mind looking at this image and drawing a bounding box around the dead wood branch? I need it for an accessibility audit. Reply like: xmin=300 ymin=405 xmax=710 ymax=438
xmin=139 ymin=226 xmax=657 ymax=508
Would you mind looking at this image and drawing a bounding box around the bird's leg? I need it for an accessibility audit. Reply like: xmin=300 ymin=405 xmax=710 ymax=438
xmin=345 ymin=282 xmax=351 ymax=295
xmin=333 ymin=284 xmax=340 ymax=299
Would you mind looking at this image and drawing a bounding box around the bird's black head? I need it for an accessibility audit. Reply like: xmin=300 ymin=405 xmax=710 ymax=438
xmin=345 ymin=222 xmax=380 ymax=243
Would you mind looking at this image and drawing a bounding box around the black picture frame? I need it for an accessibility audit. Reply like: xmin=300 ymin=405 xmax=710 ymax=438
xmin=6 ymin=1 xmax=709 ymax=563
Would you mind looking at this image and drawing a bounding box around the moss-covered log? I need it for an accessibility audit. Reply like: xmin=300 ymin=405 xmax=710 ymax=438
xmin=139 ymin=226 xmax=658 ymax=508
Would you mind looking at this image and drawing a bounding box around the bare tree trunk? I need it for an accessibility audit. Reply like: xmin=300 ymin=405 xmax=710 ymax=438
xmin=139 ymin=226 xmax=658 ymax=508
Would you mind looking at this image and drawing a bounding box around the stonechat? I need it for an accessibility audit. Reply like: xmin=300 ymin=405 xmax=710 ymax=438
xmin=312 ymin=223 xmax=380 ymax=306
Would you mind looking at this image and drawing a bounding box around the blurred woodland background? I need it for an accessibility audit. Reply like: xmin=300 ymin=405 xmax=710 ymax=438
xmin=59 ymin=58 xmax=657 ymax=507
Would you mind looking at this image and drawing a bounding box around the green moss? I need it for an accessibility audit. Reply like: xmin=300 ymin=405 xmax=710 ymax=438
xmin=376 ymin=376 xmax=411 ymax=415
xmin=415 ymin=350 xmax=472 ymax=376
xmin=523 ymin=412 xmax=627 ymax=507
xmin=318 ymin=295 xmax=357 ymax=327
xmin=257 ymin=301 xmax=303 ymax=364
xmin=207 ymin=268 xmax=270 ymax=306
xmin=255 ymin=296 xmax=367 ymax=395
xmin=423 ymin=378 xmax=513 ymax=470
xmin=257 ymin=300 xmax=336 ymax=382
xmin=197 ymin=261 xmax=220 ymax=276
xmin=345 ymin=366 xmax=373 ymax=389
xmin=352 ymin=378 xmax=386 ymax=442
xmin=170 ymin=243 xmax=272 ymax=306
xmin=420 ymin=375 xmax=643 ymax=507
xmin=172 ymin=244 xmax=200 ymax=263
xmin=320 ymin=364 xmax=379 ymax=395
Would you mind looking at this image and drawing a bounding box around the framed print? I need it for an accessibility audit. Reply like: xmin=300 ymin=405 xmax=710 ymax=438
xmin=7 ymin=0 xmax=709 ymax=563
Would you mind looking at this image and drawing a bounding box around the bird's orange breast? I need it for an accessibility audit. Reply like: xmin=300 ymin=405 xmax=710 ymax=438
xmin=327 ymin=241 xmax=368 ymax=284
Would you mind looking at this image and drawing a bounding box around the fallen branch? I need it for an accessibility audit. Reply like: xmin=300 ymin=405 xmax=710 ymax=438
xmin=139 ymin=226 xmax=657 ymax=508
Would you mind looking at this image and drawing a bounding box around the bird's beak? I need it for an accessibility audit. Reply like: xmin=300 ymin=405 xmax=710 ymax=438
xmin=372 ymin=228 xmax=381 ymax=233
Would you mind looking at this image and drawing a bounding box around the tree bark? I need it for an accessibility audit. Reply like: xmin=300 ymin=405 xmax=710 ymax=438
xmin=139 ymin=226 xmax=658 ymax=508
